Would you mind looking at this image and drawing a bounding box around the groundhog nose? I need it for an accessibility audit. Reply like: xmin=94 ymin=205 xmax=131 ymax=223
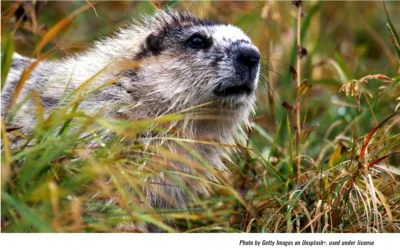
xmin=238 ymin=47 xmax=260 ymax=69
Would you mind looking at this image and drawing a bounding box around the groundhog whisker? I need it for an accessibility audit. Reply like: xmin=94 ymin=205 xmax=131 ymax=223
xmin=258 ymin=74 xmax=281 ymax=104
xmin=260 ymin=64 xmax=291 ymax=83
xmin=260 ymin=48 xmax=286 ymax=56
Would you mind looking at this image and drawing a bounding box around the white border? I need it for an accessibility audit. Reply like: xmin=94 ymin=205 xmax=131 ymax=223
xmin=0 ymin=233 xmax=398 ymax=250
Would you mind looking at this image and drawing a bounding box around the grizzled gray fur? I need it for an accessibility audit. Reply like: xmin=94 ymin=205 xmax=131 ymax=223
xmin=2 ymin=10 xmax=260 ymax=231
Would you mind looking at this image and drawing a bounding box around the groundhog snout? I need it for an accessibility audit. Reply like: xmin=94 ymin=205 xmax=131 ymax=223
xmin=237 ymin=46 xmax=260 ymax=70
xmin=212 ymin=45 xmax=260 ymax=97
xmin=234 ymin=46 xmax=260 ymax=84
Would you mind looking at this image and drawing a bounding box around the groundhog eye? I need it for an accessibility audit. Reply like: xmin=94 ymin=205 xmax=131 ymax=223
xmin=188 ymin=35 xmax=207 ymax=49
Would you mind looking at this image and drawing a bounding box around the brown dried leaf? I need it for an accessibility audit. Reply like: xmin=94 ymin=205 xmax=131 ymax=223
xmin=289 ymin=65 xmax=297 ymax=82
xmin=297 ymin=45 xmax=308 ymax=59
xmin=282 ymin=101 xmax=296 ymax=113
xmin=291 ymin=0 xmax=302 ymax=8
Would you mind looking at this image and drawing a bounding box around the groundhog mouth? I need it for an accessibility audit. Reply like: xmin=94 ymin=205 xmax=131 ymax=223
xmin=214 ymin=82 xmax=253 ymax=97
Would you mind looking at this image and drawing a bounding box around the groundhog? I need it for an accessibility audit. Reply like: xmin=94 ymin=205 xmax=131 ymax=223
xmin=2 ymin=10 xmax=260 ymax=231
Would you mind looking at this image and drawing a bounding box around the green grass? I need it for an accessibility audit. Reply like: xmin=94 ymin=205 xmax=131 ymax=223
xmin=1 ymin=1 xmax=400 ymax=233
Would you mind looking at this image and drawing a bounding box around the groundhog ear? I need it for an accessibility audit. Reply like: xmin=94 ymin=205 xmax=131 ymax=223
xmin=145 ymin=33 xmax=163 ymax=56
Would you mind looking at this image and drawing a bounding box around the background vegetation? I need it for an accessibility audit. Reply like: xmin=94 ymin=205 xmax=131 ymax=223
xmin=1 ymin=0 xmax=400 ymax=232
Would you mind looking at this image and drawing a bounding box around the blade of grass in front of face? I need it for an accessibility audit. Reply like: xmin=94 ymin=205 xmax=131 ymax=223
xmin=2 ymin=192 xmax=53 ymax=232
xmin=1 ymin=33 xmax=14 ymax=90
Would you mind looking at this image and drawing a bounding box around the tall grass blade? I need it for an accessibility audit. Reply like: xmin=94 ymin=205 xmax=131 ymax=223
xmin=7 ymin=49 xmax=54 ymax=109
xmin=2 ymin=192 xmax=53 ymax=232
xmin=32 ymin=3 xmax=94 ymax=56
xmin=1 ymin=33 xmax=14 ymax=90
xmin=383 ymin=1 xmax=400 ymax=57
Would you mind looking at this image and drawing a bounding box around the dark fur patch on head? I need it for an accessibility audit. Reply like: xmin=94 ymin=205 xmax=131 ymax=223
xmin=136 ymin=11 xmax=218 ymax=59
xmin=160 ymin=11 xmax=217 ymax=29
xmin=146 ymin=33 xmax=164 ymax=54
xmin=136 ymin=33 xmax=165 ymax=59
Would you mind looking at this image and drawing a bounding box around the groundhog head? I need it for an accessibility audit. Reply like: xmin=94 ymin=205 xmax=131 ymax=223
xmin=132 ymin=11 xmax=260 ymax=114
